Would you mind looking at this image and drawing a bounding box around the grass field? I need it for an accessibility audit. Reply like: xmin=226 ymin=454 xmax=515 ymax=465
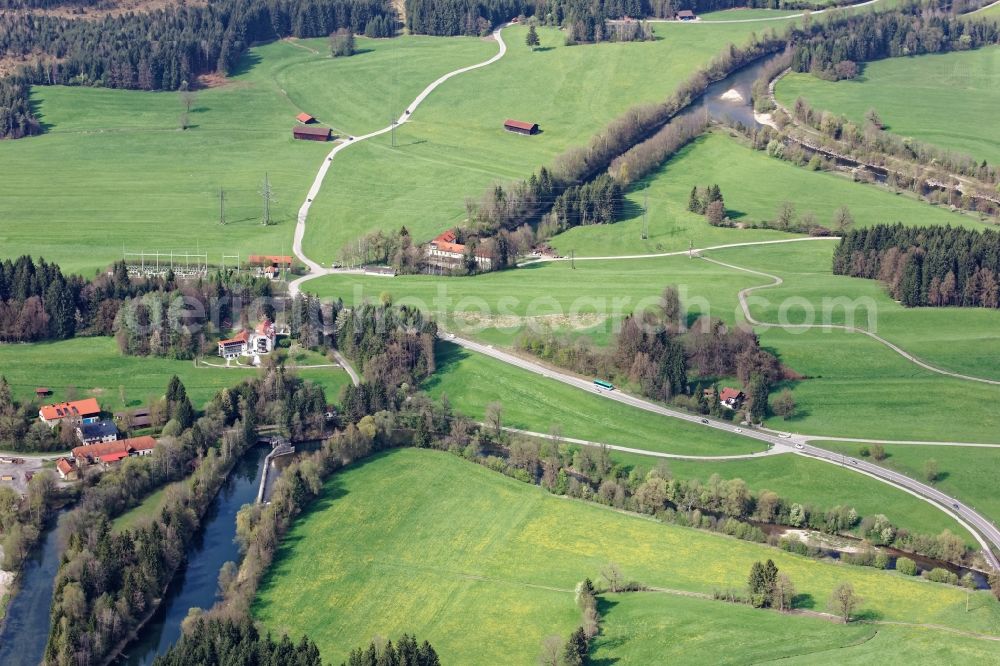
xmin=817 ymin=442 xmax=1000 ymax=527
xmin=548 ymin=132 xmax=985 ymax=259
xmin=602 ymin=449 xmax=972 ymax=542
xmin=300 ymin=21 xmax=803 ymax=264
xmin=775 ymin=47 xmax=1000 ymax=165
xmin=0 ymin=36 xmax=492 ymax=275
xmin=306 ymin=250 xmax=756 ymax=345
xmin=111 ymin=481 xmax=178 ymax=531
xmin=593 ymin=591 xmax=1000 ymax=664
xmin=252 ymin=448 xmax=1000 ymax=664
xmin=426 ymin=341 xmax=764 ymax=456
xmin=0 ymin=337 xmax=350 ymax=410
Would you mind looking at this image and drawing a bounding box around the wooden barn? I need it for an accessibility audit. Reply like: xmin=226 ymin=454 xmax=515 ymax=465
xmin=296 ymin=112 xmax=316 ymax=124
xmin=503 ymin=119 xmax=539 ymax=135
xmin=676 ymin=9 xmax=696 ymax=20
xmin=293 ymin=125 xmax=332 ymax=141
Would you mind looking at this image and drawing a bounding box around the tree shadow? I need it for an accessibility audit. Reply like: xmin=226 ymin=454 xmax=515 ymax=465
xmin=423 ymin=340 xmax=471 ymax=392
xmin=229 ymin=51 xmax=263 ymax=78
xmin=617 ymin=198 xmax=644 ymax=222
xmin=29 ymin=93 xmax=54 ymax=134
xmin=726 ymin=208 xmax=748 ymax=220
xmin=852 ymin=608 xmax=883 ymax=622
xmin=791 ymin=592 xmax=815 ymax=609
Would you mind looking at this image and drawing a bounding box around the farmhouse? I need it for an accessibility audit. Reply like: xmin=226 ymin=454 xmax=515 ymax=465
xmin=39 ymin=398 xmax=101 ymax=427
xmin=425 ymin=230 xmax=493 ymax=271
xmin=56 ymin=458 xmax=78 ymax=481
xmin=676 ymin=9 xmax=696 ymax=20
xmin=76 ymin=419 xmax=119 ymax=444
xmin=719 ymin=387 xmax=745 ymax=409
xmin=504 ymin=119 xmax=539 ymax=135
xmin=248 ymin=254 xmax=293 ymax=279
xmin=296 ymin=112 xmax=316 ymax=124
xmin=34 ymin=387 xmax=51 ymax=398
xmin=293 ymin=125 xmax=332 ymax=141
xmin=72 ymin=435 xmax=157 ymax=467
xmin=218 ymin=318 xmax=277 ymax=358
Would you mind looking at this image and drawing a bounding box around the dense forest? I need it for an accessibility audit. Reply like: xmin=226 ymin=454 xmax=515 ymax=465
xmin=0 ymin=0 xmax=397 ymax=137
xmin=833 ymin=224 xmax=1000 ymax=308
xmin=516 ymin=285 xmax=783 ymax=420
xmin=0 ymin=255 xmax=272 ymax=345
xmin=790 ymin=5 xmax=1000 ymax=80
xmin=152 ymin=618 xmax=322 ymax=666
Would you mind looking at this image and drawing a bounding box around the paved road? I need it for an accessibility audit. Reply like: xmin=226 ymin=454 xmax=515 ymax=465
xmin=499 ymin=425 xmax=782 ymax=460
xmin=442 ymin=332 xmax=1000 ymax=570
xmin=288 ymin=24 xmax=510 ymax=297
xmin=332 ymin=350 xmax=361 ymax=386
xmin=701 ymin=254 xmax=1000 ymax=387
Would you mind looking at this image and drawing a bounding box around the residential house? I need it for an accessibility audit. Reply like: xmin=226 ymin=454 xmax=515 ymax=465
xmin=56 ymin=458 xmax=78 ymax=481
xmin=39 ymin=398 xmax=101 ymax=427
xmin=218 ymin=318 xmax=276 ymax=358
xmin=76 ymin=419 xmax=119 ymax=444
xmin=71 ymin=435 xmax=157 ymax=467
xmin=425 ymin=230 xmax=493 ymax=271
xmin=719 ymin=387 xmax=745 ymax=409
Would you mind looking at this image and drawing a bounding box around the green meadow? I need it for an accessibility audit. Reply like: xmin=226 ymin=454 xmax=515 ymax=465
xmin=300 ymin=21 xmax=798 ymax=264
xmin=817 ymin=442 xmax=1000 ymax=527
xmin=0 ymin=337 xmax=349 ymax=410
xmin=0 ymin=35 xmax=492 ymax=275
xmin=549 ymin=131 xmax=984 ymax=259
xmin=775 ymin=46 xmax=1000 ymax=165
xmin=306 ymin=250 xmax=756 ymax=345
xmin=602 ymin=449 xmax=972 ymax=542
xmin=426 ymin=341 xmax=764 ymax=456
xmin=705 ymin=240 xmax=1000 ymax=381
xmin=253 ymin=448 xmax=1000 ymax=664
xmin=591 ymin=592 xmax=1000 ymax=664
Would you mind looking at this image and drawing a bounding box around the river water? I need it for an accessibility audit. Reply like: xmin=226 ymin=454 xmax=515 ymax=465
xmin=687 ymin=55 xmax=780 ymax=127
xmin=118 ymin=445 xmax=268 ymax=665
xmin=0 ymin=511 xmax=70 ymax=665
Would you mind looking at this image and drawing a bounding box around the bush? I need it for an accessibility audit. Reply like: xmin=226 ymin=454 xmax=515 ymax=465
xmin=923 ymin=567 xmax=960 ymax=586
xmin=895 ymin=556 xmax=917 ymax=576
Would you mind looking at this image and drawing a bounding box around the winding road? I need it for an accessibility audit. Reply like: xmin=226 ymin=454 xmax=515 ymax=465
xmin=701 ymin=253 xmax=1000 ymax=387
xmin=444 ymin=332 xmax=1000 ymax=570
xmin=282 ymin=22 xmax=1000 ymax=569
xmin=289 ymin=24 xmax=510 ymax=296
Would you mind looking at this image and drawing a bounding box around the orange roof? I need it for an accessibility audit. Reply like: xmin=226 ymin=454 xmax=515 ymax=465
xmin=296 ymin=112 xmax=315 ymax=123
xmin=504 ymin=119 xmax=538 ymax=131
xmin=720 ymin=387 xmax=743 ymax=402
xmin=40 ymin=398 xmax=101 ymax=421
xmin=56 ymin=458 xmax=75 ymax=475
xmin=248 ymin=255 xmax=293 ymax=266
xmin=124 ymin=435 xmax=157 ymax=452
xmin=72 ymin=435 xmax=156 ymax=462
xmin=219 ymin=330 xmax=249 ymax=346
xmin=255 ymin=319 xmax=274 ymax=335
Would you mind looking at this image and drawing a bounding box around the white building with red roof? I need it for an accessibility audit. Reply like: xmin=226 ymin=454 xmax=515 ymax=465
xmin=426 ymin=230 xmax=493 ymax=271
xmin=218 ymin=318 xmax=276 ymax=358
xmin=38 ymin=398 xmax=101 ymax=427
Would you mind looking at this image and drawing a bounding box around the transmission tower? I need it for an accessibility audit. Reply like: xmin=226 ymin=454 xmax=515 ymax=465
xmin=259 ymin=173 xmax=276 ymax=226
xmin=219 ymin=188 xmax=226 ymax=225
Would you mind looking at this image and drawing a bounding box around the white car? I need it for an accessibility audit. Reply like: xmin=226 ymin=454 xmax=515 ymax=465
xmin=734 ymin=428 xmax=742 ymax=433
xmin=794 ymin=443 xmax=804 ymax=450
xmin=778 ymin=432 xmax=792 ymax=439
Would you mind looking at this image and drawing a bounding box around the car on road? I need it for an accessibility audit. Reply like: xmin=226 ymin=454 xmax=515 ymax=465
xmin=700 ymin=418 xmax=709 ymax=424
xmin=794 ymin=443 xmax=804 ymax=450
xmin=778 ymin=432 xmax=792 ymax=438
xmin=734 ymin=427 xmax=742 ymax=433
xmin=953 ymin=503 xmax=960 ymax=510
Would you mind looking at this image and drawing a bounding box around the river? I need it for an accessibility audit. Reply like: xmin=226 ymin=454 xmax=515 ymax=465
xmin=0 ymin=511 xmax=70 ymax=666
xmin=117 ymin=444 xmax=268 ymax=665
xmin=687 ymin=54 xmax=780 ymax=127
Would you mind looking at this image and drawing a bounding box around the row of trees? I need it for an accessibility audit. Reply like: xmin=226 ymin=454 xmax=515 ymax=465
xmin=43 ymin=368 xmax=329 ymax=665
xmin=0 ymin=255 xmax=273 ymax=344
xmin=462 ymin=33 xmax=785 ymax=240
xmin=0 ymin=0 xmax=398 ymax=137
xmin=152 ymin=618 xmax=322 ymax=666
xmin=789 ymin=97 xmax=999 ymax=188
xmin=833 ymin=224 xmax=1000 ymax=308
